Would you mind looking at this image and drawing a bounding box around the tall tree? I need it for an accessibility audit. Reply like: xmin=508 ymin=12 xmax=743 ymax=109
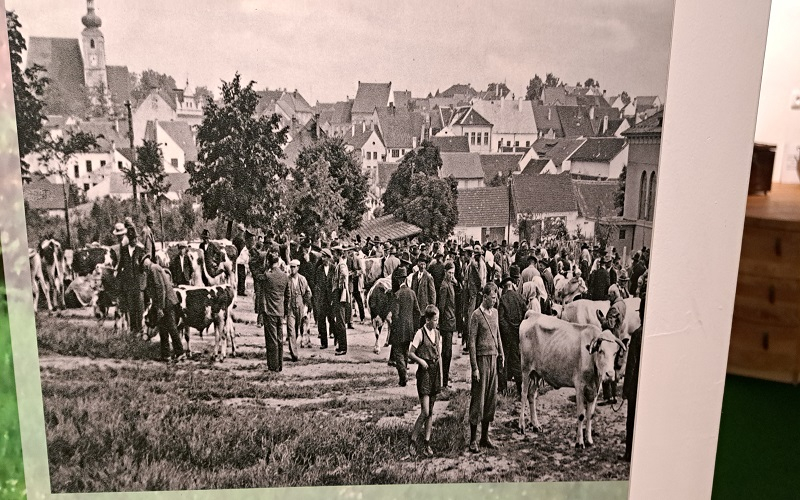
xmin=585 ymin=78 xmax=599 ymax=88
xmin=7 ymin=10 xmax=47 ymax=178
xmin=289 ymin=157 xmax=345 ymax=241
xmin=38 ymin=131 xmax=99 ymax=248
xmin=382 ymin=141 xmax=442 ymax=215
xmin=194 ymin=85 xmax=214 ymax=103
xmin=545 ymin=72 xmax=561 ymax=88
xmin=294 ymin=136 xmax=368 ymax=234
xmin=614 ymin=165 xmax=627 ymax=215
xmin=130 ymin=69 xmax=178 ymax=106
xmin=187 ymin=73 xmax=289 ymax=238
xmin=526 ymin=74 xmax=544 ymax=102
xmin=382 ymin=141 xmax=457 ymax=241
xmin=620 ymin=91 xmax=631 ymax=106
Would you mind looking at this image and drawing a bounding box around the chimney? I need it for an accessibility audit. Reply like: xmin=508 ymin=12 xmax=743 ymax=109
xmin=362 ymin=121 xmax=366 ymax=133
xmin=589 ymin=106 xmax=595 ymax=120
xmin=352 ymin=123 xmax=355 ymax=136
xmin=547 ymin=107 xmax=552 ymax=121
xmin=112 ymin=118 xmax=119 ymax=132
xmin=602 ymin=115 xmax=609 ymax=134
xmin=413 ymin=136 xmax=418 ymax=149
xmin=315 ymin=113 xmax=320 ymax=138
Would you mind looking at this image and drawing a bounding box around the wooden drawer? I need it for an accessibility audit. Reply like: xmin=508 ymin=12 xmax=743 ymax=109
xmin=728 ymin=319 xmax=799 ymax=384
xmin=739 ymin=225 xmax=800 ymax=277
xmin=732 ymin=275 xmax=800 ymax=327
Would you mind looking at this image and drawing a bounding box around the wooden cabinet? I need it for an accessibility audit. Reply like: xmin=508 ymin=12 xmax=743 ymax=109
xmin=728 ymin=184 xmax=800 ymax=383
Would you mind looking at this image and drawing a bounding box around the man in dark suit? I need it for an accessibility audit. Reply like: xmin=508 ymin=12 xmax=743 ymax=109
xmin=118 ymin=226 xmax=146 ymax=334
xmin=199 ymin=229 xmax=221 ymax=286
xmin=142 ymin=254 xmax=184 ymax=362
xmin=256 ymin=252 xmax=290 ymax=372
xmin=313 ymin=248 xmax=335 ymax=349
xmin=389 ymin=267 xmax=421 ymax=386
xmin=411 ymin=254 xmax=436 ymax=327
xmin=588 ymin=255 xmax=612 ymax=301
xmin=169 ymin=242 xmax=193 ymax=287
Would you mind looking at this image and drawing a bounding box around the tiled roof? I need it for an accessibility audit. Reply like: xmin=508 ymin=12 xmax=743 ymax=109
xmin=519 ymin=158 xmax=552 ymax=175
xmin=471 ymin=100 xmax=536 ymax=135
xmin=166 ymin=172 xmax=191 ymax=193
xmin=27 ymin=37 xmax=86 ymax=113
xmin=375 ymin=108 xmax=425 ymax=149
xmin=598 ymin=118 xmax=628 ymax=137
xmin=440 ymin=152 xmax=484 ymax=180
xmin=623 ymin=110 xmax=664 ymax=137
xmin=106 ymin=65 xmax=132 ymax=106
xmin=635 ymin=96 xmax=659 ymax=109
xmin=109 ymin=172 xmax=132 ymax=194
xmin=479 ymin=154 xmax=523 ymax=183
xmin=157 ymin=121 xmax=198 ymax=162
xmin=429 ymin=96 xmax=468 ymax=110
xmin=256 ymin=89 xmax=284 ymax=115
xmin=276 ymin=90 xmax=313 ymax=118
xmin=117 ymin=147 xmax=136 ymax=163
xmin=573 ymin=180 xmax=619 ymax=218
xmin=64 ymin=120 xmax=129 ymax=153
xmin=377 ymin=162 xmax=399 ymax=189
xmin=283 ymin=118 xmax=322 ymax=167
xmin=23 ymin=176 xmax=68 ymax=211
xmin=532 ymin=105 xmax=564 ymax=137
xmin=589 ymin=107 xmax=622 ymax=135
xmin=576 ymin=95 xmax=611 ymax=108
xmin=457 ymin=186 xmax=510 ymax=228
xmin=428 ymin=136 xmax=470 ymax=153
xmin=512 ymin=172 xmax=577 ymax=215
xmin=318 ymin=101 xmax=353 ymax=125
xmin=533 ymin=137 xmax=586 ymax=168
xmin=556 ymin=106 xmax=594 ymax=138
xmin=340 ymin=125 xmax=382 ymax=150
xmin=352 ymin=82 xmax=392 ymax=115
xmin=542 ymin=87 xmax=577 ymax=106
xmin=453 ymin=107 xmax=491 ymax=127
xmin=440 ymin=84 xmax=478 ymax=99
xmin=358 ymin=215 xmax=421 ymax=242
xmin=569 ymin=138 xmax=626 ymax=163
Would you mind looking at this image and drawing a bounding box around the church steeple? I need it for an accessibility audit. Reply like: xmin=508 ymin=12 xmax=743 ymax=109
xmin=81 ymin=0 xmax=102 ymax=29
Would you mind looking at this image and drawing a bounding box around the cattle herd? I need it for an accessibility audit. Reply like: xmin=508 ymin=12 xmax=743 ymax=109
xmin=28 ymin=235 xmax=647 ymax=454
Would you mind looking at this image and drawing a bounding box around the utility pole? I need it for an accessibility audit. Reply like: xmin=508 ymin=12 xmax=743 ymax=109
xmin=125 ymin=100 xmax=138 ymax=213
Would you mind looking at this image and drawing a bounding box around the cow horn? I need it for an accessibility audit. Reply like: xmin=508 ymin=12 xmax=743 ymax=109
xmin=614 ymin=338 xmax=627 ymax=352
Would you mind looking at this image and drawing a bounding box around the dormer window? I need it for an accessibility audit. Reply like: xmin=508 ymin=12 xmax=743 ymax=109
xmin=90 ymin=39 xmax=95 ymax=49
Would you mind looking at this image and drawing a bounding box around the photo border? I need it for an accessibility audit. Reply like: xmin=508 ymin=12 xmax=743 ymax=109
xmin=0 ymin=0 xmax=771 ymax=498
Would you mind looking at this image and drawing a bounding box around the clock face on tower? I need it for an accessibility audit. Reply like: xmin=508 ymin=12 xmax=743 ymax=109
xmin=89 ymin=54 xmax=98 ymax=67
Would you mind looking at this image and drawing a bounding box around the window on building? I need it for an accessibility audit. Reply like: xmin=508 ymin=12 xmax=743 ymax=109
xmin=392 ymin=149 xmax=400 ymax=158
xmin=484 ymin=132 xmax=489 ymax=145
xmin=100 ymin=160 xmax=106 ymax=167
xmin=90 ymin=39 xmax=95 ymax=49
xmin=506 ymin=141 xmax=511 ymax=147
xmin=471 ymin=132 xmax=476 ymax=145
xmin=647 ymin=172 xmax=657 ymax=221
xmin=171 ymin=158 xmax=179 ymax=169
xmin=638 ymin=171 xmax=648 ymax=219
xmin=525 ymin=141 xmax=530 ymax=147
xmin=514 ymin=141 xmax=519 ymax=147
xmin=83 ymin=183 xmax=90 ymax=191
xmin=86 ymin=160 xmax=92 ymax=173
xmin=117 ymin=161 xmax=123 ymax=169
xmin=476 ymin=133 xmax=482 ymax=145
xmin=498 ymin=140 xmax=502 ymax=149
xmin=366 ymin=152 xmax=371 ymax=160
xmin=74 ymin=165 xmax=80 ymax=178
xmin=619 ymin=229 xmax=627 ymax=239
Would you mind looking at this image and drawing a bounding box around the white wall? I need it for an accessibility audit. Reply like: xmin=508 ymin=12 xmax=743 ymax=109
xmin=754 ymin=0 xmax=800 ymax=183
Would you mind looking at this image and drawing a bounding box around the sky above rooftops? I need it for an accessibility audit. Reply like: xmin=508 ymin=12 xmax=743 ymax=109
xmin=8 ymin=0 xmax=673 ymax=104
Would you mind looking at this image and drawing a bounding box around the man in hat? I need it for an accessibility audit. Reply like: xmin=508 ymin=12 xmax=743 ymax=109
xmin=428 ymin=253 xmax=446 ymax=296
xmin=169 ymin=241 xmax=193 ymax=286
xmin=199 ymin=229 xmax=221 ymax=287
xmin=257 ymin=252 xmax=290 ymax=371
xmin=142 ymin=215 xmax=157 ymax=261
xmin=313 ymin=248 xmax=335 ymax=349
xmin=495 ymin=242 xmax=510 ymax=282
xmin=411 ymin=254 xmax=436 ymax=327
xmin=437 ymin=262 xmax=458 ymax=388
xmin=141 ymin=253 xmax=185 ymax=362
xmin=250 ymin=236 xmax=267 ymax=327
xmin=588 ymin=254 xmax=612 ymax=301
xmin=118 ymin=226 xmax=146 ymax=334
xmin=389 ymin=266 xmax=420 ymax=386
xmin=599 ymin=284 xmax=627 ymax=406
xmin=286 ymin=259 xmax=313 ymax=354
xmin=298 ymin=238 xmax=317 ymax=300
xmin=520 ymin=255 xmax=540 ymax=283
xmin=110 ymin=222 xmax=128 ymax=269
xmin=383 ymin=245 xmax=400 ymax=278
xmin=498 ymin=268 xmax=527 ymax=397
xmin=331 ymin=245 xmax=351 ymax=355
xmin=350 ymin=244 xmax=367 ymax=325
xmin=557 ymin=268 xmax=587 ymax=304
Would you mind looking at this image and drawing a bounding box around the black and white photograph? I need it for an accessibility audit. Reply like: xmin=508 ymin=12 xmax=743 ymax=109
xmin=9 ymin=0 xmax=672 ymax=492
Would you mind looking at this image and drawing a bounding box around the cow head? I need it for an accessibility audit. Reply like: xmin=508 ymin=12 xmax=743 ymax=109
xmin=586 ymin=333 xmax=626 ymax=382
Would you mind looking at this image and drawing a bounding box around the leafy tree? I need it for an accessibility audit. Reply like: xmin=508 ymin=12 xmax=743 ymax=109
xmin=487 ymin=172 xmax=506 ymax=188
xmin=382 ymin=141 xmax=457 ymax=240
xmin=486 ymin=82 xmax=511 ymax=98
xmin=382 ymin=141 xmax=442 ymax=214
xmin=614 ymin=165 xmax=627 ymax=215
xmin=194 ymin=85 xmax=214 ymax=103
xmin=620 ymin=91 xmax=631 ymax=106
xmin=130 ymin=69 xmax=177 ymax=106
xmin=187 ymin=73 xmax=289 ymax=239
xmin=526 ymin=74 xmax=544 ymax=102
xmin=585 ymin=78 xmax=599 ymax=88
xmin=289 ymin=157 xmax=345 ymax=241
xmin=121 ymin=139 xmax=169 ymax=200
xmin=7 ymin=10 xmax=47 ymax=178
xmin=294 ymin=136 xmax=368 ymax=235
xmin=38 ymin=131 xmax=99 ymax=248
xmin=544 ymin=72 xmax=561 ymax=88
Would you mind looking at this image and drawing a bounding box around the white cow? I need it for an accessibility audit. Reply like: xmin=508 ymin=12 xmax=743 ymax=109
xmin=518 ymin=311 xmax=625 ymax=449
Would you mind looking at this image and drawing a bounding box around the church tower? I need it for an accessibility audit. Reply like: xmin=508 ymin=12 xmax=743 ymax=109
xmin=81 ymin=0 xmax=108 ymax=94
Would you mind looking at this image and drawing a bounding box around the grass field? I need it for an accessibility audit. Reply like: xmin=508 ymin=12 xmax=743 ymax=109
xmin=36 ymin=294 xmax=630 ymax=493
